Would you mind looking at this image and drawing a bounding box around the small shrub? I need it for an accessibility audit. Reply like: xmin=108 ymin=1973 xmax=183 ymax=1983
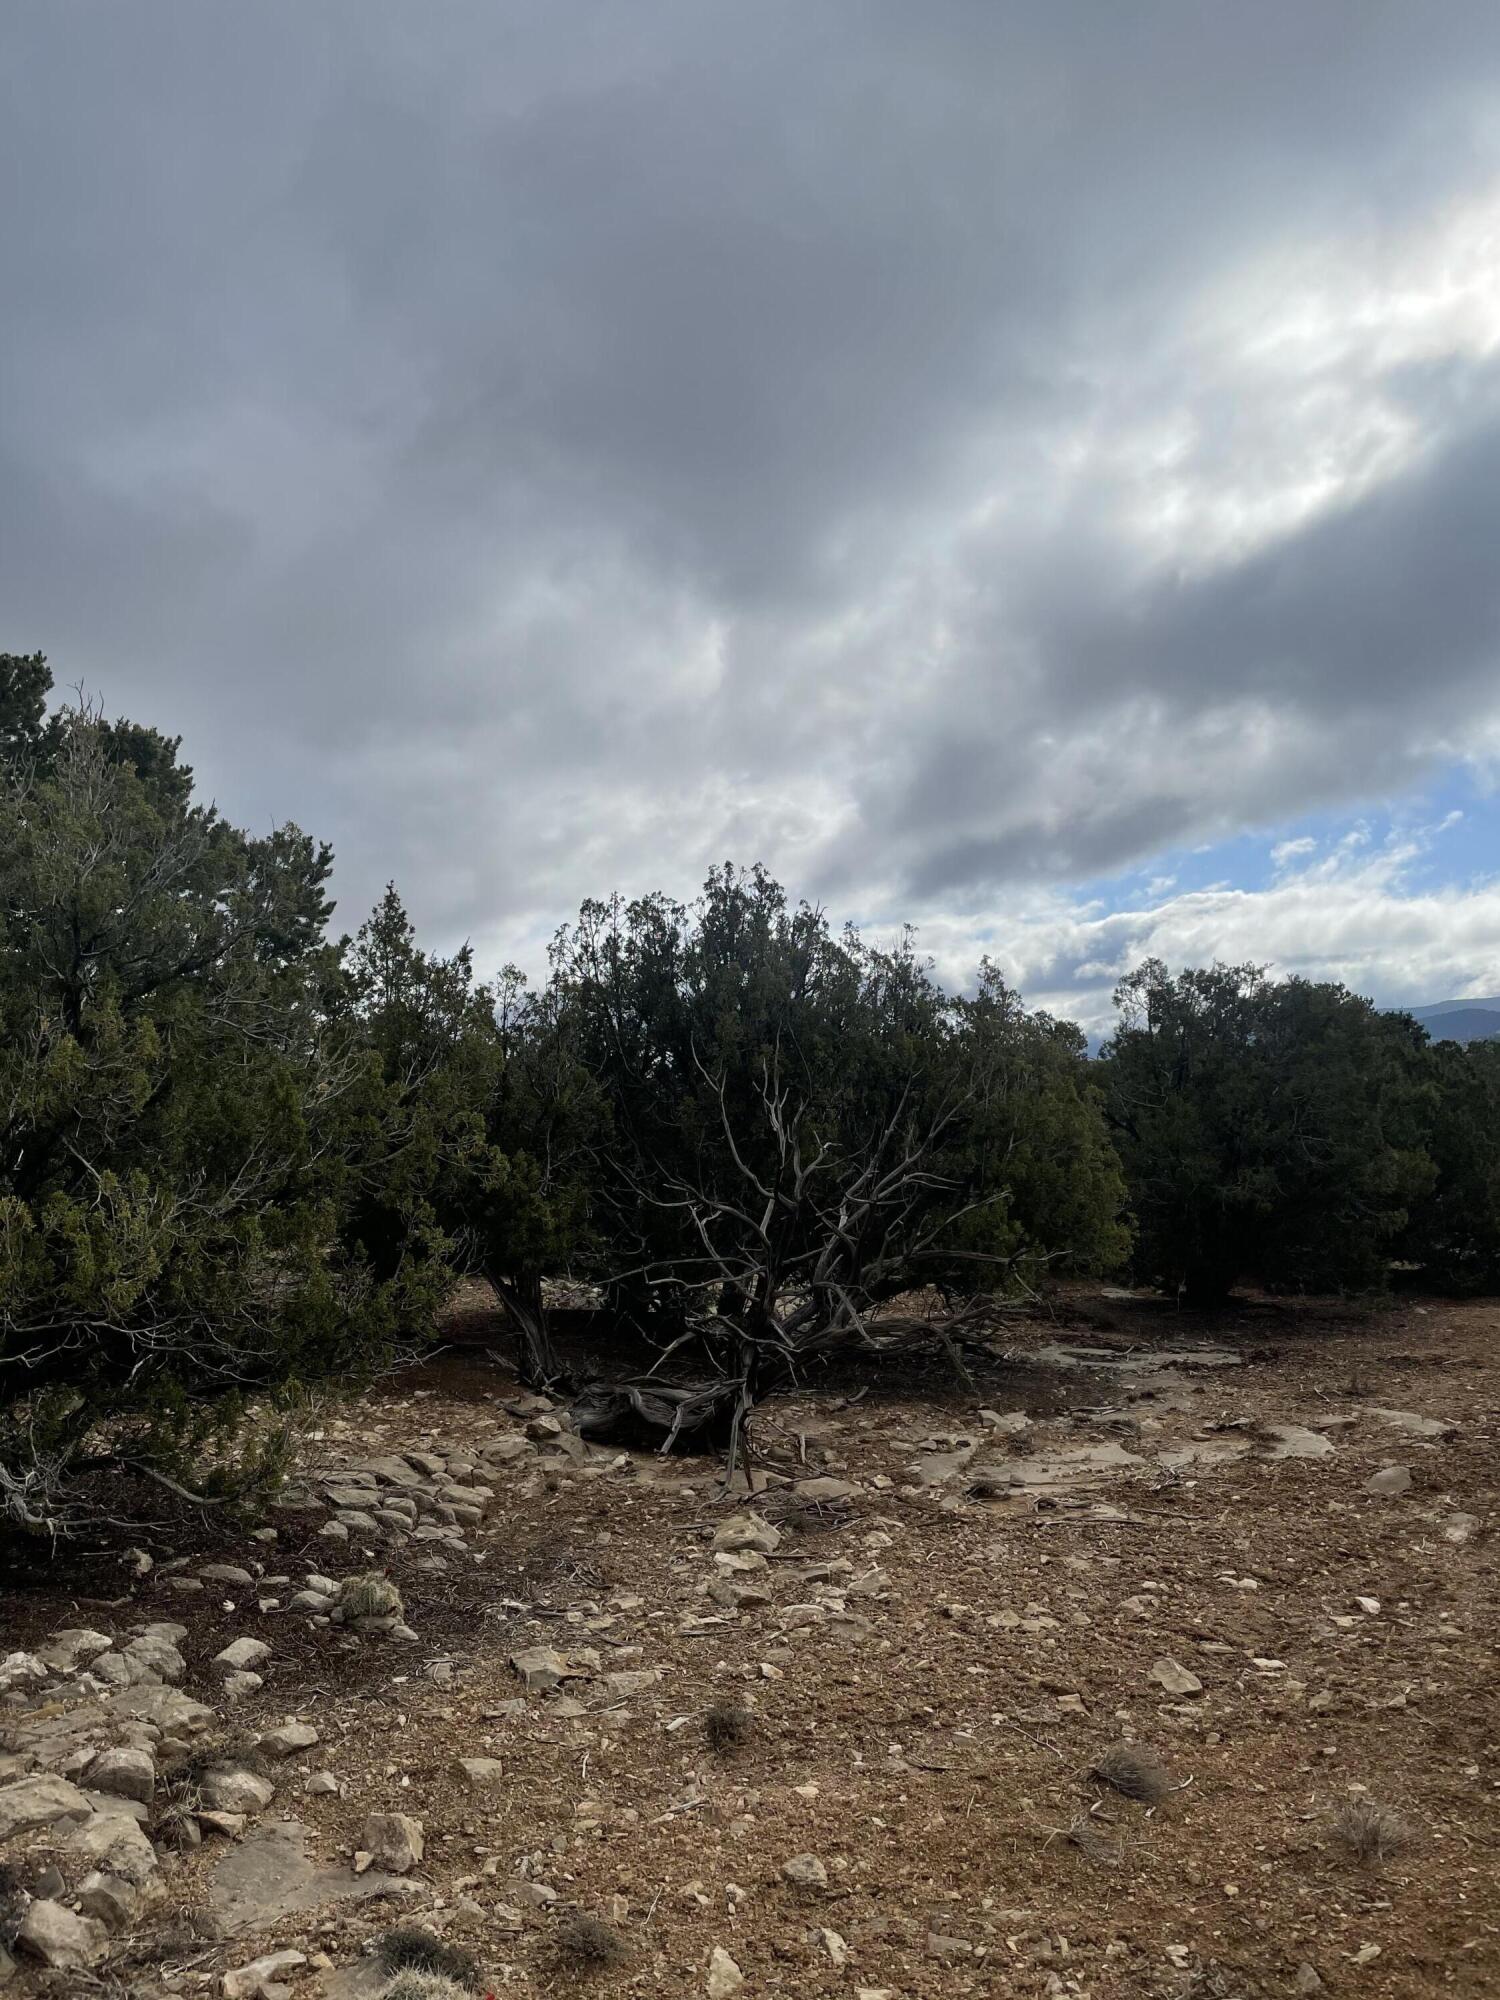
xmin=150 ymin=1777 xmax=204 ymax=1851
xmin=1088 ymin=1742 xmax=1173 ymax=1805
xmin=1056 ymin=1813 xmax=1122 ymax=1868
xmin=705 ymin=1702 xmax=752 ymax=1754
xmin=553 ymin=1913 xmax=629 ymax=1971
xmin=340 ymin=1571 xmax=404 ymax=1620
xmin=378 ymin=1928 xmax=479 ymax=1990
xmin=381 ymin=1974 xmax=473 ymax=2000
xmin=160 ymin=1731 xmax=270 ymax=1787
xmin=1332 ymin=1799 xmax=1412 ymax=1864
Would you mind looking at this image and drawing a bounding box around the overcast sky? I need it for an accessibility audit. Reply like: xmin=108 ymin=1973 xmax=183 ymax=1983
xmin=6 ymin=3 xmax=1500 ymax=1029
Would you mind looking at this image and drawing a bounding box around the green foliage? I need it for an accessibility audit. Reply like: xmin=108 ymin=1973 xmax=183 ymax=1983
xmin=549 ymin=866 xmax=1126 ymax=1357
xmin=0 ymin=660 xmax=444 ymax=1530
xmin=1398 ymin=1038 xmax=1500 ymax=1293
xmin=340 ymin=886 xmax=599 ymax=1380
xmin=1101 ymin=959 xmax=1432 ymax=1301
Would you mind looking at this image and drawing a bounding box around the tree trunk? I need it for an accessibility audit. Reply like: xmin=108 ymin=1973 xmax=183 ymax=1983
xmin=488 ymin=1269 xmax=565 ymax=1388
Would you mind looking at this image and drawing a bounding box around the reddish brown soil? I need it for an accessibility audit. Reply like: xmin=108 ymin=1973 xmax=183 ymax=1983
xmin=5 ymin=1288 xmax=1497 ymax=2000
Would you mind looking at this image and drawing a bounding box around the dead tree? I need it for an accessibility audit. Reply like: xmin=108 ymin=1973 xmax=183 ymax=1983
xmin=573 ymin=1044 xmax=1036 ymax=1479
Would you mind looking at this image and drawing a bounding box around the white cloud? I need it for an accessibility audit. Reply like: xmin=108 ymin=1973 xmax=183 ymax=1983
xmin=905 ymin=824 xmax=1500 ymax=1034
xmin=1270 ymin=836 xmax=1317 ymax=867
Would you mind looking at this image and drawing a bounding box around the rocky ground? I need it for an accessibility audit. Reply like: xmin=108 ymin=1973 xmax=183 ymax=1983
xmin=1 ymin=1287 xmax=1496 ymax=2000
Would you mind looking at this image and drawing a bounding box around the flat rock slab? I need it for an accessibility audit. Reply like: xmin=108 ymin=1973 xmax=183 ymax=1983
xmin=1000 ymin=1441 xmax=1143 ymax=1488
xmin=1369 ymin=1407 xmax=1456 ymax=1439
xmin=1261 ymin=1423 xmax=1335 ymax=1460
xmin=319 ymin=1962 xmax=387 ymax=2000
xmin=1033 ymin=1342 xmax=1242 ymax=1375
xmin=209 ymin=1820 xmax=422 ymax=1935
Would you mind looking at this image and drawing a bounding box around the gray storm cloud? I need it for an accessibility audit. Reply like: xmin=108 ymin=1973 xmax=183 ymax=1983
xmin=4 ymin=1 xmax=1500 ymax=992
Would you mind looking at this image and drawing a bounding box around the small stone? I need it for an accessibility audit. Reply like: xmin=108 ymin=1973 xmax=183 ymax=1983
xmin=781 ymin=1853 xmax=829 ymax=1889
xmin=457 ymin=1757 xmax=505 ymax=1789
xmin=928 ymin=1934 xmax=975 ymax=1961
xmin=712 ymin=1512 xmax=782 ymax=1555
xmin=215 ymin=1637 xmax=271 ymax=1672
xmin=222 ymin=1949 xmax=308 ymax=1999
xmin=36 ymin=1628 xmax=114 ymax=1673
xmin=1366 ymin=1464 xmax=1412 ymax=1496
xmin=606 ymin=1669 xmax=661 ymax=1696
xmin=259 ymin=1721 xmax=319 ymax=1759
xmin=197 ymin=1810 xmax=248 ymax=1839
xmin=304 ymin=1772 xmax=339 ymax=1796
xmin=362 ymin=1810 xmax=424 ymax=1874
xmin=366 ymin=1454 xmax=424 ymax=1487
xmin=223 ymin=1671 xmax=264 ymax=1701
xmin=16 ymin=1900 xmax=108 ymax=1970
xmin=1150 ymin=1657 xmax=1203 ymax=1696
xmin=200 ymin=1564 xmax=256 ymax=1587
xmin=506 ymin=1878 xmax=558 ymax=1909
xmin=199 ymin=1769 xmax=275 ymax=1814
xmin=76 ymin=1871 xmax=139 ymax=1929
xmin=0 ymin=1651 xmax=49 ymax=1693
xmin=121 ymin=1633 xmax=186 ymax=1683
xmin=707 ymin=1944 xmax=744 ymax=1998
xmin=793 ymin=1476 xmax=860 ymax=1502
xmin=510 ymin=1644 xmax=571 ymax=1692
xmin=83 ymin=1746 xmax=155 ymax=1804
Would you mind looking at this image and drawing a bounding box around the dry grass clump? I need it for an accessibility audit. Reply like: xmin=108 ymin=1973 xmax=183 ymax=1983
xmin=1332 ymin=1799 xmax=1413 ymax=1864
xmin=161 ymin=1730 xmax=271 ymax=1786
xmin=553 ymin=1913 xmax=630 ymax=1971
xmin=150 ymin=1775 xmax=205 ymax=1850
xmin=339 ymin=1570 xmax=404 ymax=1619
xmin=1088 ymin=1741 xmax=1174 ymax=1805
xmin=378 ymin=1927 xmax=479 ymax=1990
xmin=1054 ymin=1813 xmax=1123 ymax=1868
xmin=153 ymin=1731 xmax=270 ymax=1848
xmin=705 ymin=1701 xmax=753 ymax=1754
xmin=381 ymin=1975 xmax=473 ymax=2000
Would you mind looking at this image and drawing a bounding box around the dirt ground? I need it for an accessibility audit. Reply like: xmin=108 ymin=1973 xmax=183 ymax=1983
xmin=3 ymin=1285 xmax=1496 ymax=2000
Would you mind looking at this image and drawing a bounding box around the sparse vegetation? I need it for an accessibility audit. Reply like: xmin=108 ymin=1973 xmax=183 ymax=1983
xmin=160 ymin=1731 xmax=270 ymax=1786
xmin=1088 ymin=1742 xmax=1174 ymax=1805
xmin=552 ymin=1913 xmax=630 ymax=1971
xmin=150 ymin=1774 xmax=205 ymax=1851
xmin=339 ymin=1571 xmax=405 ymax=1621
xmin=705 ymin=1701 xmax=753 ymax=1753
xmin=377 ymin=1927 xmax=480 ymax=1990
xmin=380 ymin=1974 xmax=474 ymax=2000
xmin=1332 ymin=1798 xmax=1413 ymax=1864
xmin=9 ymin=650 xmax=1500 ymax=1528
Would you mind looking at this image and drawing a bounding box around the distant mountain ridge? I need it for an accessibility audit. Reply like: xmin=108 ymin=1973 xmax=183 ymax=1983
xmin=1405 ymin=998 xmax=1500 ymax=1043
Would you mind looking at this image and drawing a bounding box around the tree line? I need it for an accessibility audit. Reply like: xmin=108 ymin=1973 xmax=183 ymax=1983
xmin=3 ymin=655 xmax=1497 ymax=1529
